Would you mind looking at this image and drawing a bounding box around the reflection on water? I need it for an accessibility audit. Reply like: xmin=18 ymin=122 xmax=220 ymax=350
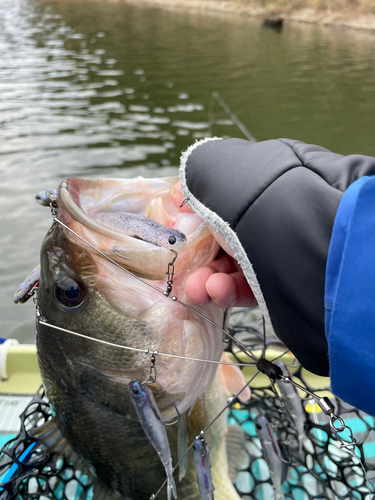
xmin=1 ymin=0 xmax=375 ymax=342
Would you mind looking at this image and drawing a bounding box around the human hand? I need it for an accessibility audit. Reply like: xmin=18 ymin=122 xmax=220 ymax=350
xmin=171 ymin=181 xmax=256 ymax=308
xmin=185 ymin=253 xmax=257 ymax=308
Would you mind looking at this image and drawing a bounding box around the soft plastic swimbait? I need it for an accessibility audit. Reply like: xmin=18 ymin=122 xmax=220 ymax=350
xmin=92 ymin=211 xmax=186 ymax=250
xmin=275 ymin=361 xmax=306 ymax=453
xmin=193 ymin=436 xmax=215 ymax=500
xmin=35 ymin=189 xmax=58 ymax=206
xmin=255 ymin=415 xmax=285 ymax=500
xmin=129 ymin=380 xmax=177 ymax=500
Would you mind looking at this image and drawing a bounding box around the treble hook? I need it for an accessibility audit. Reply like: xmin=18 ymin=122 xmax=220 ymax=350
xmin=163 ymin=404 xmax=181 ymax=426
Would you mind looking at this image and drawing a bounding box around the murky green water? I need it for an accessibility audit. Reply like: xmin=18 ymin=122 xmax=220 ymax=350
xmin=2 ymin=0 xmax=375 ymax=343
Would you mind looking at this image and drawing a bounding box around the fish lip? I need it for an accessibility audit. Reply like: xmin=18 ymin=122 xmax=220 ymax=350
xmin=58 ymin=179 xmax=130 ymax=243
xmin=57 ymin=178 xmax=178 ymax=281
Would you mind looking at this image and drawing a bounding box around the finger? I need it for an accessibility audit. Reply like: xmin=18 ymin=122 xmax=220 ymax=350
xmin=206 ymin=273 xmax=237 ymax=308
xmin=206 ymin=272 xmax=257 ymax=308
xmin=230 ymin=271 xmax=257 ymax=307
xmin=208 ymin=254 xmax=240 ymax=274
xmin=185 ymin=266 xmax=216 ymax=304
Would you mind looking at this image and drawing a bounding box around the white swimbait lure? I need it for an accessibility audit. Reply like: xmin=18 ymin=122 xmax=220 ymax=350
xmin=275 ymin=361 xmax=306 ymax=453
xmin=193 ymin=435 xmax=215 ymax=500
xmin=128 ymin=380 xmax=177 ymax=500
xmin=92 ymin=211 xmax=186 ymax=250
xmin=35 ymin=188 xmax=58 ymax=206
xmin=255 ymin=415 xmax=285 ymax=500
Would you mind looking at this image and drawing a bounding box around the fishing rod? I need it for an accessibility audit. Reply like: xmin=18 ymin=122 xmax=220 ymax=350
xmin=208 ymin=91 xmax=257 ymax=143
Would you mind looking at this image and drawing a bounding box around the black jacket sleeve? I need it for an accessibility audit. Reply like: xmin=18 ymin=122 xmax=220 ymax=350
xmin=181 ymin=138 xmax=375 ymax=376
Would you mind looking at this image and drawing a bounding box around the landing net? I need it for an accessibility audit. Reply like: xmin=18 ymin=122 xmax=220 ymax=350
xmin=1 ymin=308 xmax=374 ymax=499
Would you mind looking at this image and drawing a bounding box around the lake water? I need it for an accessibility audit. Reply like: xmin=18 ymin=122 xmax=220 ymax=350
xmin=2 ymin=0 xmax=375 ymax=343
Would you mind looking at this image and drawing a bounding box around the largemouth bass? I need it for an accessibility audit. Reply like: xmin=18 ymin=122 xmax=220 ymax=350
xmin=24 ymin=176 xmax=244 ymax=500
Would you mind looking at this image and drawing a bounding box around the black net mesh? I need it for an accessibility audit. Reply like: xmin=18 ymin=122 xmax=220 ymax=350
xmin=0 ymin=388 xmax=95 ymax=500
xmin=1 ymin=307 xmax=374 ymax=499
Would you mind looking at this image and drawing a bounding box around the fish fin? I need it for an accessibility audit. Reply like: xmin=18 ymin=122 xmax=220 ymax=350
xmin=221 ymin=353 xmax=251 ymax=403
xmin=177 ymin=411 xmax=188 ymax=482
xmin=145 ymin=196 xmax=172 ymax=226
xmin=13 ymin=264 xmax=40 ymax=304
xmin=226 ymin=424 xmax=249 ymax=482
xmin=29 ymin=419 xmax=118 ymax=500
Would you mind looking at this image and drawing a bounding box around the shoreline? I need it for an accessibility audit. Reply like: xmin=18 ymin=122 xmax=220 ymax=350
xmin=121 ymin=0 xmax=375 ymax=32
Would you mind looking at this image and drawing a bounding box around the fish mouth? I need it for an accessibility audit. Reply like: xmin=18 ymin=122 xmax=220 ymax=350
xmin=57 ymin=177 xmax=185 ymax=280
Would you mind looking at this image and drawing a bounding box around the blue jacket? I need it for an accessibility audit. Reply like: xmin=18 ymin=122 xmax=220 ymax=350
xmin=180 ymin=137 xmax=375 ymax=416
xmin=325 ymin=175 xmax=375 ymax=416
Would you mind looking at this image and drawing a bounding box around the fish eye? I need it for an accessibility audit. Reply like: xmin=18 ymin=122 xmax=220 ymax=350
xmin=168 ymin=235 xmax=176 ymax=245
xmin=255 ymin=423 xmax=262 ymax=430
xmin=55 ymin=277 xmax=86 ymax=308
xmin=132 ymin=386 xmax=139 ymax=395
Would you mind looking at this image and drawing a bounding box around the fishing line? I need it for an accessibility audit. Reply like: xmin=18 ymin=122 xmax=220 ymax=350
xmin=52 ymin=217 xmax=259 ymax=363
xmin=37 ymin=320 xmax=255 ymax=368
xmin=151 ymin=370 xmax=261 ymax=500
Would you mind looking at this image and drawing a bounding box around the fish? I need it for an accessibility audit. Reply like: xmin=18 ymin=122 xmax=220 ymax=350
xmin=275 ymin=361 xmax=306 ymax=453
xmin=128 ymin=379 xmax=177 ymax=500
xmin=35 ymin=188 xmax=58 ymax=206
xmin=255 ymin=415 xmax=286 ymax=500
xmin=19 ymin=176 xmax=245 ymax=499
xmin=193 ymin=436 xmax=215 ymax=500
